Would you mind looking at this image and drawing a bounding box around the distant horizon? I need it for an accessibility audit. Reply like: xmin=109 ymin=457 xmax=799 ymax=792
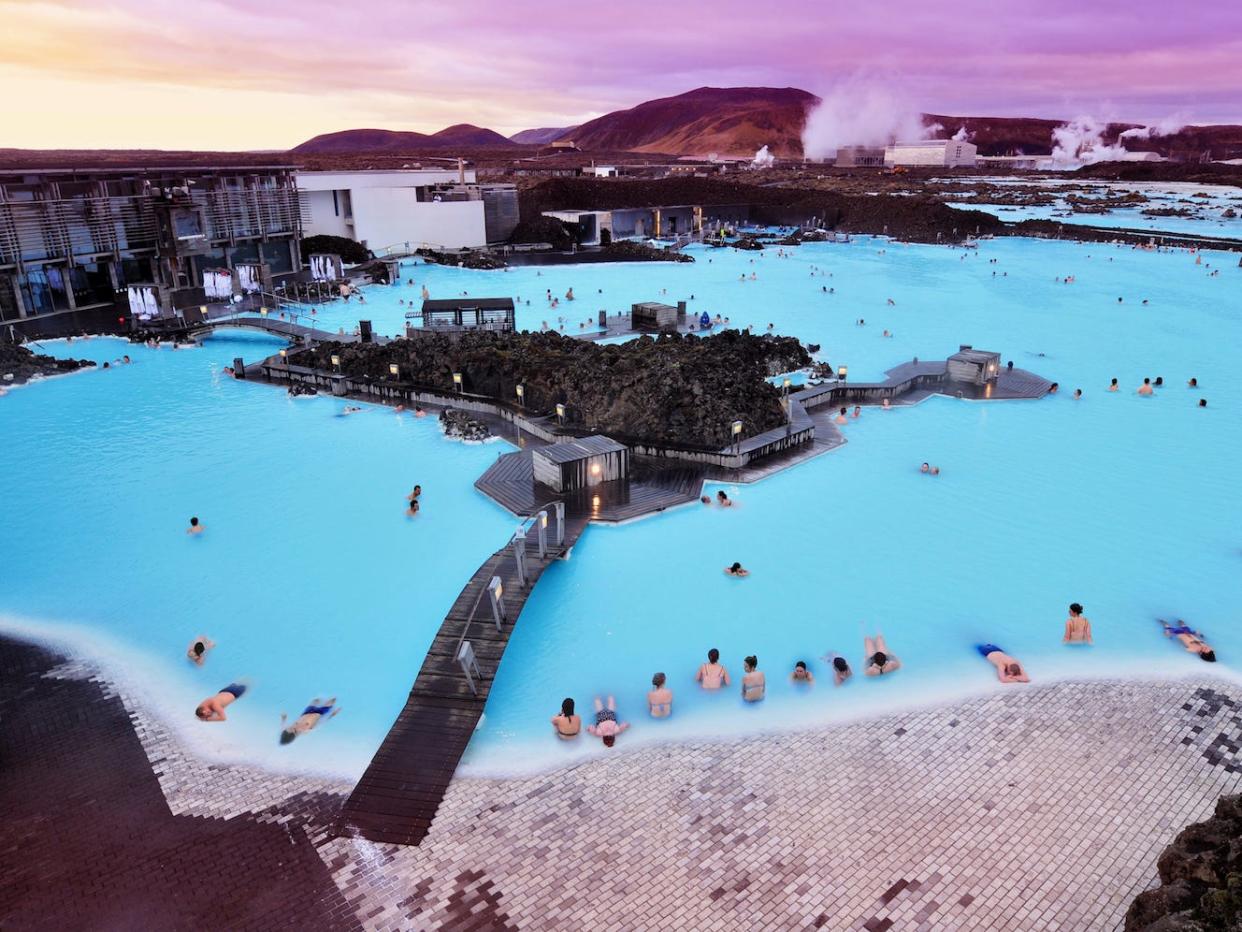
xmin=4 ymin=0 xmax=1238 ymax=149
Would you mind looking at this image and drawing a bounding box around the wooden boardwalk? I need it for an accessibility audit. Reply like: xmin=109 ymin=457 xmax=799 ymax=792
xmin=476 ymin=450 xmax=705 ymax=521
xmin=338 ymin=509 xmax=588 ymax=846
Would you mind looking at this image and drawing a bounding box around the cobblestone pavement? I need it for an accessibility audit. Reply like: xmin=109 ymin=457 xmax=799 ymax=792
xmin=5 ymin=631 xmax=1242 ymax=932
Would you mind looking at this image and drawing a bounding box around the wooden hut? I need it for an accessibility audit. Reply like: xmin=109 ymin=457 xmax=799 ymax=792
xmin=532 ymin=436 xmax=628 ymax=492
xmin=946 ymin=346 xmax=1002 ymax=385
xmin=420 ymin=298 xmax=515 ymax=332
xmin=631 ymin=301 xmax=686 ymax=331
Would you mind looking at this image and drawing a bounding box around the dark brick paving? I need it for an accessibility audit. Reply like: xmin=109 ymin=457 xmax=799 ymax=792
xmin=0 ymin=635 xmax=360 ymax=931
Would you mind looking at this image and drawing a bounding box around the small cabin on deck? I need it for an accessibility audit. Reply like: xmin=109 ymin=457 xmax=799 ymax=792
xmin=420 ymin=298 xmax=515 ymax=332
xmin=946 ymin=346 xmax=1002 ymax=385
xmin=631 ymin=301 xmax=686 ymax=331
xmin=532 ymin=435 xmax=629 ymax=492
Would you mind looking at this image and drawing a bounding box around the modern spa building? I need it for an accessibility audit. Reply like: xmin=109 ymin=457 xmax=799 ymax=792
xmin=0 ymin=165 xmax=303 ymax=339
xmin=297 ymin=169 xmax=519 ymax=251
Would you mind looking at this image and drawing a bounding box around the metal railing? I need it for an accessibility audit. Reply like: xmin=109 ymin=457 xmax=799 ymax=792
xmin=453 ymin=503 xmax=566 ymax=696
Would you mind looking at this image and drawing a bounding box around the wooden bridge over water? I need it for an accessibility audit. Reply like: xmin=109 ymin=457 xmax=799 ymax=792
xmin=338 ymin=507 xmax=589 ymax=846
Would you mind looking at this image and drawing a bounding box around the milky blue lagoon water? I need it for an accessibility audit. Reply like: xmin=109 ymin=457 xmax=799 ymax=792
xmin=3 ymin=234 xmax=1240 ymax=779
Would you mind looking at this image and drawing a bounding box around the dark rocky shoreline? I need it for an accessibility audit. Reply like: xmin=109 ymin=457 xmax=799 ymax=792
xmin=301 ymin=329 xmax=810 ymax=447
xmin=0 ymin=343 xmax=95 ymax=386
xmin=1126 ymin=794 xmax=1242 ymax=931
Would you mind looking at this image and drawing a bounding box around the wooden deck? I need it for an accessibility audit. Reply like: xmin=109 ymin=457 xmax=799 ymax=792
xmin=338 ymin=509 xmax=589 ymax=847
xmin=476 ymin=450 xmax=705 ymax=521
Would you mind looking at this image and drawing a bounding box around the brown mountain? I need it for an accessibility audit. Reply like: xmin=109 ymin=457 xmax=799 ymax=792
xmin=292 ymin=124 xmax=512 ymax=153
xmin=509 ymin=126 xmax=578 ymax=145
xmin=562 ymin=86 xmax=820 ymax=157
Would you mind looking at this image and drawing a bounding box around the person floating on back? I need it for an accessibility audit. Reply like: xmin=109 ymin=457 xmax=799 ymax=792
xmin=1158 ymin=619 xmax=1217 ymax=662
xmin=195 ymin=683 xmax=246 ymax=721
xmin=696 ymin=648 xmax=731 ymax=689
xmin=648 ymin=673 xmax=673 ymax=718
xmin=864 ymin=633 xmax=901 ymax=676
xmin=187 ymin=516 xmax=204 ymax=535
xmin=280 ymin=698 xmax=340 ymax=744
xmin=978 ymin=645 xmax=1030 ymax=683
xmin=186 ymin=636 xmax=215 ymax=666
xmin=587 ymin=695 xmax=630 ymax=747
xmin=1063 ymin=603 xmax=1093 ymax=644
xmin=724 ymin=561 xmax=749 ymax=577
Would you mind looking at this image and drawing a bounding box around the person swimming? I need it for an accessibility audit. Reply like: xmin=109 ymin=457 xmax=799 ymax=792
xmin=1063 ymin=603 xmax=1093 ymax=644
xmin=187 ymin=516 xmax=204 ymax=535
xmin=852 ymin=406 xmax=861 ymax=419
xmin=1109 ymin=378 xmax=1119 ymax=392
xmin=716 ymin=490 xmax=732 ymax=507
xmin=280 ymin=698 xmax=340 ymax=744
xmin=1188 ymin=378 xmax=1198 ymax=388
xmin=1138 ymin=378 xmax=1154 ymax=396
xmin=977 ymin=645 xmax=1030 ymax=683
xmin=834 ymin=407 xmax=848 ymax=425
xmin=195 ymin=683 xmax=246 ymax=721
xmin=1158 ymin=619 xmax=1216 ymax=661
xmin=1199 ymin=398 xmax=1207 ymax=408
xmin=741 ymin=656 xmax=765 ymax=702
xmin=823 ymin=654 xmax=852 ymax=686
xmin=586 ymin=695 xmax=630 ymax=747
xmin=863 ymin=634 xmax=901 ymax=676
xmin=724 ymin=561 xmax=749 ymax=577
xmin=648 ymin=672 xmax=673 ymax=718
xmin=1073 ymin=389 xmax=1083 ymax=400
xmin=696 ymin=648 xmax=731 ymax=689
xmin=186 ymin=636 xmax=215 ymax=666
xmin=410 ymin=484 xmax=422 ymax=500
xmin=406 ymin=498 xmax=420 ymax=516
xmin=790 ymin=660 xmax=814 ymax=684
xmin=550 ymin=697 xmax=581 ymax=739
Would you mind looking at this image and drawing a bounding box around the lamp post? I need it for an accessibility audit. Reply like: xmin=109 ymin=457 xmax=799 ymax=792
xmin=452 ymin=371 xmax=463 ymax=393
xmin=515 ymin=384 xmax=525 ymax=408
xmin=330 ymin=354 xmax=341 ymax=374
xmin=731 ymin=419 xmax=743 ymax=456
xmin=837 ymin=365 xmax=848 ymax=382
xmin=555 ymin=402 xmax=566 ymax=426
xmin=389 ymin=363 xmax=399 ymax=379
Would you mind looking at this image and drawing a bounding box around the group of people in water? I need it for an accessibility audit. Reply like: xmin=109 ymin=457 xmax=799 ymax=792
xmin=186 ymin=636 xmax=340 ymax=743
xmin=552 ymin=603 xmax=1220 ymax=749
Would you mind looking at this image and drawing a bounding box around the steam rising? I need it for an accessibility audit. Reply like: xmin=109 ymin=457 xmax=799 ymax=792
xmin=1044 ymin=114 xmax=1178 ymax=168
xmin=801 ymin=78 xmax=935 ymax=159
xmin=1119 ymin=116 xmax=1186 ymax=139
xmin=751 ymin=145 xmax=775 ymax=168
xmin=951 ymin=126 xmax=970 ymax=142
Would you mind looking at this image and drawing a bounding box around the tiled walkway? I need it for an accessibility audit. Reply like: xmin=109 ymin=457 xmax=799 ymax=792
xmin=4 ymin=632 xmax=1241 ymax=931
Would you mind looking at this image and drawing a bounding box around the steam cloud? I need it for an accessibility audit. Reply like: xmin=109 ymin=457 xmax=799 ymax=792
xmin=951 ymin=126 xmax=970 ymax=142
xmin=801 ymin=77 xmax=936 ymax=159
xmin=1045 ymin=114 xmax=1181 ymax=168
xmin=751 ymin=145 xmax=775 ymax=168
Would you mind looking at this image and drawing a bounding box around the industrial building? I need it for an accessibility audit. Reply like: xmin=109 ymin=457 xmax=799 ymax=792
xmin=884 ymin=140 xmax=978 ymax=168
xmin=835 ymin=146 xmax=887 ymax=168
xmin=298 ymin=169 xmax=519 ymax=251
xmin=1 ymin=165 xmax=302 ymax=339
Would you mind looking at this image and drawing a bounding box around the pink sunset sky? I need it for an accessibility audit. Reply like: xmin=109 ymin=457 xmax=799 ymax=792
xmin=3 ymin=0 xmax=1239 ymax=150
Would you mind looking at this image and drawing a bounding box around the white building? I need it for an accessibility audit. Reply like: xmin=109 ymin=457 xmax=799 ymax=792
xmin=884 ymin=140 xmax=978 ymax=168
xmin=297 ymin=169 xmax=491 ymax=251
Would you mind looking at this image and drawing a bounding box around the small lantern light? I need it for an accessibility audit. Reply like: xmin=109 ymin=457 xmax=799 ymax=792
xmin=389 ymin=363 xmax=399 ymax=377
xmin=492 ymin=579 xmax=503 ymax=600
xmin=330 ymin=354 xmax=341 ymax=368
xmin=452 ymin=371 xmax=463 ymax=392
xmin=591 ymin=462 xmax=602 ymax=476
xmin=732 ymin=420 xmax=744 ymax=436
xmin=783 ymin=377 xmax=792 ymax=389
xmin=555 ymin=402 xmax=566 ymax=421
xmin=516 ymin=384 xmax=525 ymax=400
xmin=837 ymin=365 xmax=848 ymax=380
xmin=199 ymin=305 xmax=208 ymax=315
xmin=279 ymin=349 xmax=287 ymax=359
xmin=260 ymin=307 xmax=268 ymax=316
xmin=540 ymin=511 xmax=549 ymax=528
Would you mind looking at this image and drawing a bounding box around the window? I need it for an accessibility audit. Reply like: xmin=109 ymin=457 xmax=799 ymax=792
xmin=332 ymin=190 xmax=339 ymax=216
xmin=0 ymin=275 xmax=21 ymax=321
xmin=67 ymin=261 xmax=115 ymax=306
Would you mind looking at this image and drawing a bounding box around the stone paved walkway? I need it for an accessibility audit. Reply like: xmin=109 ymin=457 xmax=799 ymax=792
xmin=5 ymin=632 xmax=1242 ymax=931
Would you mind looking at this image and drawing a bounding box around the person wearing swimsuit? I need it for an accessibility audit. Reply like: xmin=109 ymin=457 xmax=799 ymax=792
xmin=696 ymin=648 xmax=731 ymax=689
xmin=863 ymin=634 xmax=901 ymax=676
xmin=550 ymin=697 xmax=581 ymax=739
xmin=977 ymin=645 xmax=1031 ymax=683
xmin=647 ymin=673 xmax=673 ymax=718
xmin=1159 ymin=619 xmax=1217 ymax=661
xmin=586 ymin=696 xmax=630 ymax=747
xmin=741 ymin=656 xmax=765 ymax=702
xmin=195 ymin=682 xmax=246 ymax=721
xmin=280 ymin=697 xmax=341 ymax=743
xmin=1063 ymin=603 xmax=1093 ymax=644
